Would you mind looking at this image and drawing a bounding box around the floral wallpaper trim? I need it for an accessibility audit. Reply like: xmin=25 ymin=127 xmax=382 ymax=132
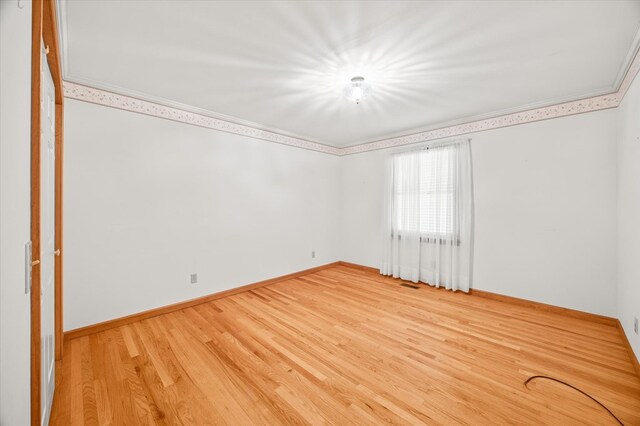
xmin=63 ymin=82 xmax=341 ymax=156
xmin=340 ymin=92 xmax=620 ymax=155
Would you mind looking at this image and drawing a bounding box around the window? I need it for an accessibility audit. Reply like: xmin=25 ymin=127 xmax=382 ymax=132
xmin=392 ymin=146 xmax=457 ymax=237
xmin=383 ymin=139 xmax=473 ymax=292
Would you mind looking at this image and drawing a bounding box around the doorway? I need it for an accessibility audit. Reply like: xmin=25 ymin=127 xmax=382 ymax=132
xmin=30 ymin=1 xmax=64 ymax=424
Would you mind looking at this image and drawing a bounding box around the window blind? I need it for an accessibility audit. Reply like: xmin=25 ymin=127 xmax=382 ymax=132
xmin=392 ymin=146 xmax=456 ymax=236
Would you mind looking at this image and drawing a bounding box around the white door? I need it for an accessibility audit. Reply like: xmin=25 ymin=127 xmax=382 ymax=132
xmin=40 ymin=42 xmax=56 ymax=426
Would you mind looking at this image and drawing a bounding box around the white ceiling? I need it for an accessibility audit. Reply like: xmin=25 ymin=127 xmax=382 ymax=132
xmin=60 ymin=1 xmax=640 ymax=148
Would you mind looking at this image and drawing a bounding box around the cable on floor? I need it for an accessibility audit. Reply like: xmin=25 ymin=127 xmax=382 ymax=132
xmin=524 ymin=375 xmax=624 ymax=426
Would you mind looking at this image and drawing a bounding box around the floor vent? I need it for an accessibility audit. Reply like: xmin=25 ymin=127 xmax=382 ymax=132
xmin=400 ymin=283 xmax=420 ymax=289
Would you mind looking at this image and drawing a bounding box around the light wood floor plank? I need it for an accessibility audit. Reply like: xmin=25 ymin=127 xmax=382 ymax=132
xmin=51 ymin=265 xmax=640 ymax=425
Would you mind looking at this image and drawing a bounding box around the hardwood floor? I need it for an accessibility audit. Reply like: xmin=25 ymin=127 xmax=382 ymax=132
xmin=51 ymin=265 xmax=640 ymax=425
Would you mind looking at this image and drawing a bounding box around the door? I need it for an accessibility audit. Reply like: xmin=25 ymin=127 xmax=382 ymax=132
xmin=40 ymin=42 xmax=56 ymax=426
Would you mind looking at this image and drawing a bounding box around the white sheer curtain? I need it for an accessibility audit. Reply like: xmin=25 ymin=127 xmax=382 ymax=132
xmin=381 ymin=139 xmax=473 ymax=292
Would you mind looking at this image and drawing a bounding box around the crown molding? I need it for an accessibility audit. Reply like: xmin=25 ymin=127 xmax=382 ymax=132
xmin=613 ymin=26 xmax=640 ymax=92
xmin=341 ymin=85 xmax=617 ymax=148
xmin=59 ymin=4 xmax=640 ymax=157
xmin=340 ymin=92 xmax=620 ymax=155
xmin=615 ymin=31 xmax=640 ymax=104
xmin=63 ymin=75 xmax=329 ymax=147
xmin=63 ymin=82 xmax=341 ymax=155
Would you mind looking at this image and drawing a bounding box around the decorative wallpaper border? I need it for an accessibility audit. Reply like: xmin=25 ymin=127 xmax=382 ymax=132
xmin=340 ymin=92 xmax=620 ymax=155
xmin=63 ymin=82 xmax=342 ymax=156
xmin=342 ymin=45 xmax=640 ymax=155
xmin=63 ymin=44 xmax=640 ymax=157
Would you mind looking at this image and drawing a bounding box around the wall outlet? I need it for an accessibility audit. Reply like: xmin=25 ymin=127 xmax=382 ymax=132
xmin=311 ymin=251 xmax=316 ymax=259
xmin=190 ymin=273 xmax=198 ymax=284
xmin=634 ymin=317 xmax=638 ymax=334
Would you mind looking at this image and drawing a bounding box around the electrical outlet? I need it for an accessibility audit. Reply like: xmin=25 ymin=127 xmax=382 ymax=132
xmin=311 ymin=251 xmax=316 ymax=259
xmin=634 ymin=317 xmax=638 ymax=335
xmin=190 ymin=273 xmax=198 ymax=284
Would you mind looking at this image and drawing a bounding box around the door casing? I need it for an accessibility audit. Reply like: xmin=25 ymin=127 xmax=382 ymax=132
xmin=30 ymin=1 xmax=64 ymax=425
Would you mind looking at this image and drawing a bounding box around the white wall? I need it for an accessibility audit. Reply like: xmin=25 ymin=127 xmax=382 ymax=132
xmin=617 ymin=74 xmax=640 ymax=359
xmin=340 ymin=109 xmax=618 ymax=317
xmin=64 ymin=100 xmax=341 ymax=330
xmin=0 ymin=1 xmax=33 ymax=424
xmin=62 ymin=66 xmax=629 ymax=337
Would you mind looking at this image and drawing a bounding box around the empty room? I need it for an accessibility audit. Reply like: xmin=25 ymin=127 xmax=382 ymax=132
xmin=2 ymin=0 xmax=640 ymax=424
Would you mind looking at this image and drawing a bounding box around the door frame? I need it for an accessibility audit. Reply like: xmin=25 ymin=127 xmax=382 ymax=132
xmin=30 ymin=0 xmax=64 ymax=424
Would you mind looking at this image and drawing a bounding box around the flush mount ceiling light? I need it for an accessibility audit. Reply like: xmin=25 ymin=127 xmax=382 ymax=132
xmin=343 ymin=76 xmax=372 ymax=104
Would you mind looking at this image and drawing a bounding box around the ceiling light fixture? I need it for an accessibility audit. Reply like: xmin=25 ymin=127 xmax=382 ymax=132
xmin=343 ymin=76 xmax=371 ymax=104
